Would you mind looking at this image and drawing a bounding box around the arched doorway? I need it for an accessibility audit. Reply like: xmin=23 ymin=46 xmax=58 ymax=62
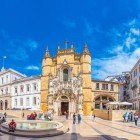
xmin=5 ymin=100 xmax=8 ymax=110
xmin=94 ymin=95 xmax=115 ymax=109
xmin=0 ymin=100 xmax=3 ymax=110
xmin=61 ymin=96 xmax=69 ymax=115
xmin=54 ymin=94 xmax=76 ymax=116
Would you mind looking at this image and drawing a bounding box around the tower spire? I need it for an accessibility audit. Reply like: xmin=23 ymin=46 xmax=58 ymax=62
xmin=45 ymin=46 xmax=50 ymax=58
xmin=83 ymin=43 xmax=90 ymax=55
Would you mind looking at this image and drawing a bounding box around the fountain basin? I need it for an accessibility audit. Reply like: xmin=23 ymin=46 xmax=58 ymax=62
xmin=1 ymin=120 xmax=68 ymax=137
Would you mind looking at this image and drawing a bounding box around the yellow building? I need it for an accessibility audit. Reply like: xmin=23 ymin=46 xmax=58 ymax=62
xmin=41 ymin=45 xmax=119 ymax=115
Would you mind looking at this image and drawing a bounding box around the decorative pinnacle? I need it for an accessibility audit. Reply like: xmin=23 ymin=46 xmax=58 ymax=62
xmin=83 ymin=43 xmax=90 ymax=55
xmin=45 ymin=46 xmax=50 ymax=58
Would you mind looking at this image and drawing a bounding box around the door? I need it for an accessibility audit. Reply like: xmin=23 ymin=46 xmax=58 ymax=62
xmin=61 ymin=102 xmax=69 ymax=115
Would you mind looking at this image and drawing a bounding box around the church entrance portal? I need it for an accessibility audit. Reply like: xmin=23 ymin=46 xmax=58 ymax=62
xmin=61 ymin=102 xmax=69 ymax=115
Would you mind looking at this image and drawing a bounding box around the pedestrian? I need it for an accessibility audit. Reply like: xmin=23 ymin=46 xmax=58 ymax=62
xmin=73 ymin=113 xmax=76 ymax=124
xmin=124 ymin=112 xmax=129 ymax=122
xmin=130 ymin=112 xmax=133 ymax=122
xmin=134 ymin=113 xmax=139 ymax=126
xmin=22 ymin=112 xmax=24 ymax=118
xmin=4 ymin=112 xmax=7 ymax=118
xmin=65 ymin=111 xmax=69 ymax=120
xmin=92 ymin=114 xmax=96 ymax=121
xmin=78 ymin=114 xmax=81 ymax=124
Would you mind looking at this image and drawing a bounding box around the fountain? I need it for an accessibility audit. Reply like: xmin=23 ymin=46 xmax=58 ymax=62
xmin=1 ymin=120 xmax=68 ymax=137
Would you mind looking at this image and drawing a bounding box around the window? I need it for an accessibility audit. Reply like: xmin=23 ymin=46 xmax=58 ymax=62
xmin=5 ymin=87 xmax=8 ymax=94
xmin=33 ymin=83 xmax=37 ymax=91
xmin=102 ymin=84 xmax=106 ymax=90
xmin=139 ymin=65 xmax=140 ymax=72
xmin=14 ymin=99 xmax=17 ymax=107
xmin=20 ymin=85 xmax=24 ymax=92
xmin=1 ymin=77 xmax=4 ymax=84
xmin=1 ymin=89 xmax=3 ymax=94
xmin=33 ymin=97 xmax=37 ymax=106
xmin=96 ymin=83 xmax=99 ymax=89
xmin=110 ymin=84 xmax=114 ymax=91
xmin=105 ymin=84 xmax=108 ymax=90
xmin=14 ymin=87 xmax=18 ymax=94
xmin=26 ymin=84 xmax=30 ymax=92
xmin=63 ymin=69 xmax=68 ymax=81
xmin=6 ymin=75 xmax=8 ymax=83
xmin=20 ymin=98 xmax=23 ymax=106
xmin=26 ymin=97 xmax=30 ymax=106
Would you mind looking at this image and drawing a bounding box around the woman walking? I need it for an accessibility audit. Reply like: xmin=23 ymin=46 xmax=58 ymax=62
xmin=134 ymin=113 xmax=139 ymax=126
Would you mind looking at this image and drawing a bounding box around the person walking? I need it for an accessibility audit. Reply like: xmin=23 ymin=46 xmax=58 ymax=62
xmin=134 ymin=113 xmax=139 ymax=126
xmin=92 ymin=114 xmax=96 ymax=121
xmin=73 ymin=113 xmax=76 ymax=124
xmin=65 ymin=111 xmax=69 ymax=120
xmin=22 ymin=112 xmax=25 ymax=118
xmin=78 ymin=114 xmax=81 ymax=124
xmin=4 ymin=112 xmax=7 ymax=118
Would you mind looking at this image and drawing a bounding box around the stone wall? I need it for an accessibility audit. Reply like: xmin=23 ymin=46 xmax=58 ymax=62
xmin=93 ymin=109 xmax=136 ymax=121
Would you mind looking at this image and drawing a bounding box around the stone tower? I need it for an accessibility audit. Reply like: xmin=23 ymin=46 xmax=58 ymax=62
xmin=41 ymin=44 xmax=93 ymax=115
xmin=80 ymin=44 xmax=92 ymax=115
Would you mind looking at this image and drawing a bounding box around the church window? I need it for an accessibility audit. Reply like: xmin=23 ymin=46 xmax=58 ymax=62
xmin=63 ymin=69 xmax=68 ymax=81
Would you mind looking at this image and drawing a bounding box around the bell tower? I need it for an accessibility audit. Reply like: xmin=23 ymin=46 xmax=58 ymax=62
xmin=41 ymin=47 xmax=52 ymax=111
xmin=80 ymin=43 xmax=93 ymax=115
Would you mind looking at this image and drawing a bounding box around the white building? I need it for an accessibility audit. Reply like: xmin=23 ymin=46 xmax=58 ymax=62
xmin=0 ymin=68 xmax=26 ymax=110
xmin=129 ymin=59 xmax=140 ymax=110
xmin=11 ymin=76 xmax=41 ymax=110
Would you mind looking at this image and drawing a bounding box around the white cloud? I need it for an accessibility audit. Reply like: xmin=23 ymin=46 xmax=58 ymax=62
xmin=125 ymin=36 xmax=136 ymax=49
xmin=130 ymin=28 xmax=140 ymax=36
xmin=25 ymin=40 xmax=38 ymax=51
xmin=25 ymin=65 xmax=40 ymax=71
xmin=93 ymin=18 xmax=140 ymax=79
xmin=1 ymin=31 xmax=39 ymax=61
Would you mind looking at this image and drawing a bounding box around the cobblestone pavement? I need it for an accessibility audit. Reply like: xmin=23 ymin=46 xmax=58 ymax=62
xmin=0 ymin=117 xmax=140 ymax=140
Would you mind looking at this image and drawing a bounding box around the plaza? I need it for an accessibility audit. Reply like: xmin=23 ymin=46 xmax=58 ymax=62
xmin=0 ymin=115 xmax=140 ymax=140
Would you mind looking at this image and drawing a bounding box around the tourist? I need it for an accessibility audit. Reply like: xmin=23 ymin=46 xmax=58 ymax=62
xmin=78 ymin=114 xmax=81 ymax=124
xmin=65 ymin=111 xmax=69 ymax=120
xmin=73 ymin=113 xmax=76 ymax=124
xmin=92 ymin=114 xmax=96 ymax=121
xmin=4 ymin=112 xmax=7 ymax=118
xmin=130 ymin=112 xmax=133 ymax=122
xmin=9 ymin=119 xmax=16 ymax=132
xmin=124 ymin=112 xmax=129 ymax=122
xmin=22 ymin=112 xmax=25 ymax=118
xmin=134 ymin=113 xmax=139 ymax=126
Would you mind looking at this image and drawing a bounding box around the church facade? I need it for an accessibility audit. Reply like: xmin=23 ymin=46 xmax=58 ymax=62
xmin=41 ymin=45 xmax=119 ymax=115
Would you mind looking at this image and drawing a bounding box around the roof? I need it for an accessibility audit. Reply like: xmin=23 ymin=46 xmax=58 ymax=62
xmin=11 ymin=75 xmax=41 ymax=84
xmin=92 ymin=79 xmax=119 ymax=84
xmin=0 ymin=68 xmax=26 ymax=77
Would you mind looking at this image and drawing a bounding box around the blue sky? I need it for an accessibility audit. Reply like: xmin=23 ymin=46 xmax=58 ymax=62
xmin=0 ymin=0 xmax=140 ymax=79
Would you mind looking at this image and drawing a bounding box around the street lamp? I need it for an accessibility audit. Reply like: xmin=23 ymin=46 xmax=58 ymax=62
xmin=1 ymin=56 xmax=7 ymax=71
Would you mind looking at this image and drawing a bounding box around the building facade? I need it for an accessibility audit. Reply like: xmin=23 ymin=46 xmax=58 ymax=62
xmin=92 ymin=80 xmax=119 ymax=109
xmin=41 ymin=45 xmax=120 ymax=115
xmin=11 ymin=76 xmax=41 ymax=110
xmin=129 ymin=59 xmax=140 ymax=110
xmin=0 ymin=68 xmax=25 ymax=110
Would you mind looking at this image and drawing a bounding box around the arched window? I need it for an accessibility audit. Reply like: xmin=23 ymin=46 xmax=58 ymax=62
xmin=63 ymin=69 xmax=68 ymax=81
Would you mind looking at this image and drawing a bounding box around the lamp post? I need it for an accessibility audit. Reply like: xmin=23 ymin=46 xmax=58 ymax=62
xmin=2 ymin=56 xmax=7 ymax=70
